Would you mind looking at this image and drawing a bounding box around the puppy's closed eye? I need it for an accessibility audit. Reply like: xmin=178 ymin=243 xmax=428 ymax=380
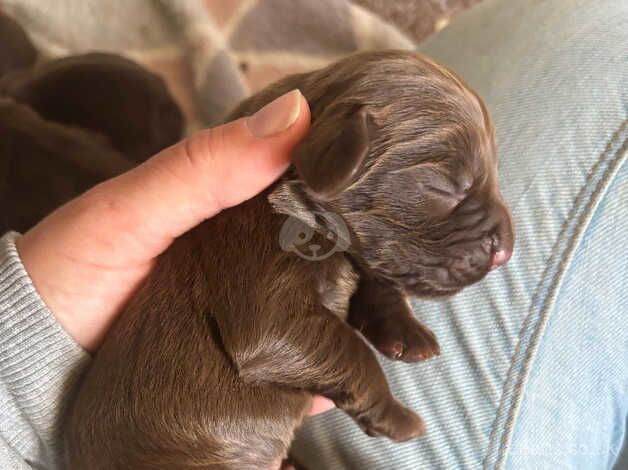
xmin=384 ymin=166 xmax=469 ymax=218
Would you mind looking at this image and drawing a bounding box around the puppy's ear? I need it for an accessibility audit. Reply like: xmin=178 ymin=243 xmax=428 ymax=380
xmin=293 ymin=106 xmax=370 ymax=200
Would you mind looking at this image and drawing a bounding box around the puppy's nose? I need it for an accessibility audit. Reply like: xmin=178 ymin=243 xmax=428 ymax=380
xmin=489 ymin=201 xmax=514 ymax=270
xmin=490 ymin=248 xmax=512 ymax=270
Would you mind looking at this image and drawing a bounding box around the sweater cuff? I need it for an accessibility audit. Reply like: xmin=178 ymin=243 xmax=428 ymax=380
xmin=0 ymin=231 xmax=89 ymax=468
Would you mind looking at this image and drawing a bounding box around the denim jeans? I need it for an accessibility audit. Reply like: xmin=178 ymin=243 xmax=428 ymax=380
xmin=292 ymin=0 xmax=628 ymax=468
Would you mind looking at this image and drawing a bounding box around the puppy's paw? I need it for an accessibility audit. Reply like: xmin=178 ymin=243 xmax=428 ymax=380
xmin=358 ymin=401 xmax=425 ymax=442
xmin=369 ymin=317 xmax=440 ymax=363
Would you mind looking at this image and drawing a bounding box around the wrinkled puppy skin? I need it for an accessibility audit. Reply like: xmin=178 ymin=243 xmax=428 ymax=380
xmin=66 ymin=51 xmax=515 ymax=470
xmin=0 ymin=52 xmax=183 ymax=162
xmin=0 ymin=12 xmax=37 ymax=77
xmin=0 ymin=98 xmax=132 ymax=234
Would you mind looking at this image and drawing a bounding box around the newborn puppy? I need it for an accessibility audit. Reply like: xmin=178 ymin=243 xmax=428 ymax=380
xmin=0 ymin=98 xmax=132 ymax=234
xmin=66 ymin=50 xmax=514 ymax=470
xmin=0 ymin=12 xmax=36 ymax=76
xmin=0 ymin=52 xmax=183 ymax=162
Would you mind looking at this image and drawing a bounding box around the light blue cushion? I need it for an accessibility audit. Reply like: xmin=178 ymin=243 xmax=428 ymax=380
xmin=293 ymin=0 xmax=627 ymax=468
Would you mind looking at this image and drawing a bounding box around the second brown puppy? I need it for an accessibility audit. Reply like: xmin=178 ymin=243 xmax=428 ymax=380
xmin=0 ymin=98 xmax=131 ymax=234
xmin=66 ymin=50 xmax=514 ymax=469
xmin=1 ymin=53 xmax=184 ymax=163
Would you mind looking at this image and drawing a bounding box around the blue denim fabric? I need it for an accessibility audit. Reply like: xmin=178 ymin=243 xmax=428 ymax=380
xmin=504 ymin=153 xmax=627 ymax=470
xmin=292 ymin=0 xmax=628 ymax=468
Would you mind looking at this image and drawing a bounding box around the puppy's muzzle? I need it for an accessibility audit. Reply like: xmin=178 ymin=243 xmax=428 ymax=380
xmin=411 ymin=192 xmax=515 ymax=296
xmin=454 ymin=191 xmax=514 ymax=273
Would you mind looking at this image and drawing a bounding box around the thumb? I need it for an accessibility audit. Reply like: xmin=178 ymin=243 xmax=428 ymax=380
xmin=83 ymin=89 xmax=310 ymax=251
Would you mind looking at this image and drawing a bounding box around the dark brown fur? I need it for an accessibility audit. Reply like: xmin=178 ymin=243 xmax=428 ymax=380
xmin=0 ymin=98 xmax=132 ymax=234
xmin=0 ymin=49 xmax=185 ymax=233
xmin=65 ymin=51 xmax=514 ymax=469
xmin=0 ymin=52 xmax=183 ymax=162
xmin=0 ymin=12 xmax=36 ymax=77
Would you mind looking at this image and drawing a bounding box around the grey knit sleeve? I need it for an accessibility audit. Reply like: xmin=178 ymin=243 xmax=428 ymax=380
xmin=0 ymin=232 xmax=90 ymax=470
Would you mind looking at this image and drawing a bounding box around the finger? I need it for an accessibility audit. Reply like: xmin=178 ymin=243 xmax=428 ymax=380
xmin=308 ymin=396 xmax=336 ymax=416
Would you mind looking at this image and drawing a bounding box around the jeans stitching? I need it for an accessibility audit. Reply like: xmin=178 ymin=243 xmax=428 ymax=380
xmin=484 ymin=119 xmax=628 ymax=469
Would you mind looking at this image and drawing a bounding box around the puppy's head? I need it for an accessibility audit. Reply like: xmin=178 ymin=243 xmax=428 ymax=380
xmin=235 ymin=50 xmax=514 ymax=298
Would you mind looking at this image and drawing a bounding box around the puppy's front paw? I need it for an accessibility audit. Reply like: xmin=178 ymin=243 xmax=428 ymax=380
xmin=358 ymin=401 xmax=425 ymax=442
xmin=367 ymin=316 xmax=440 ymax=363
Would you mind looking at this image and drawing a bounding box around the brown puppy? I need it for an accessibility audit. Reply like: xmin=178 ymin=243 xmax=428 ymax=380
xmin=0 ymin=98 xmax=131 ymax=234
xmin=65 ymin=50 xmax=514 ymax=469
xmin=0 ymin=12 xmax=36 ymax=77
xmin=0 ymin=52 xmax=183 ymax=162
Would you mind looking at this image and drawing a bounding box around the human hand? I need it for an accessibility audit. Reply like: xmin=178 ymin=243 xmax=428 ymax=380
xmin=15 ymin=89 xmax=334 ymax=415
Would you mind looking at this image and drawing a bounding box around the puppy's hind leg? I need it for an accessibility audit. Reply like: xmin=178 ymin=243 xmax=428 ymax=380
xmin=216 ymin=307 xmax=425 ymax=442
xmin=347 ymin=277 xmax=440 ymax=362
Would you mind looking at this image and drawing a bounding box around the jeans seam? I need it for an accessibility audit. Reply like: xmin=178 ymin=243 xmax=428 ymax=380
xmin=483 ymin=119 xmax=628 ymax=470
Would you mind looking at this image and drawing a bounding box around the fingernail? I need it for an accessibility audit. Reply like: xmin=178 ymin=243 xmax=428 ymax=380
xmin=246 ymin=89 xmax=302 ymax=138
